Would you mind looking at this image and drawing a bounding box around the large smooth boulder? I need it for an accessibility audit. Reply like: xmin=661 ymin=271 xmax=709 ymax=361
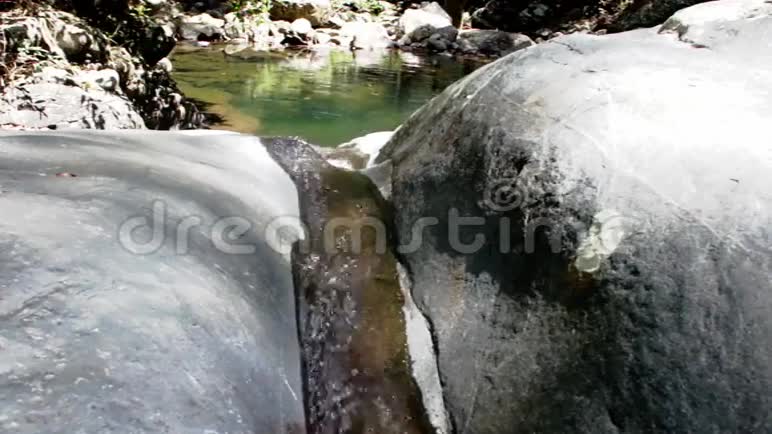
xmin=270 ymin=0 xmax=333 ymax=27
xmin=376 ymin=1 xmax=772 ymax=432
xmin=0 ymin=131 xmax=305 ymax=433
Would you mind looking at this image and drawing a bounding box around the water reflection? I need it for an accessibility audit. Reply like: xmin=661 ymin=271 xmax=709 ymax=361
xmin=171 ymin=46 xmax=483 ymax=146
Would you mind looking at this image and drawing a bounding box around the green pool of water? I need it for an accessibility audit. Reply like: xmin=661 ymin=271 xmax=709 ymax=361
xmin=171 ymin=46 xmax=483 ymax=146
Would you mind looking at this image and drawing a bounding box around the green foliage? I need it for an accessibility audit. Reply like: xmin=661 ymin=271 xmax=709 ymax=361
xmin=355 ymin=0 xmax=384 ymax=16
xmin=229 ymin=0 xmax=272 ymax=19
xmin=128 ymin=2 xmax=149 ymax=20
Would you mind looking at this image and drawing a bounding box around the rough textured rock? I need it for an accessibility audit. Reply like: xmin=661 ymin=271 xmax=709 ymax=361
xmin=399 ymin=2 xmax=453 ymax=38
xmin=53 ymin=20 xmax=102 ymax=62
xmin=66 ymin=0 xmax=176 ymax=66
xmin=2 ymin=13 xmax=71 ymax=60
xmin=177 ymin=13 xmax=226 ymax=40
xmin=1 ymin=8 xmax=202 ymax=130
xmin=376 ymin=1 xmax=772 ymax=432
xmin=470 ymin=0 xmax=710 ymax=35
xmin=224 ymin=11 xmax=272 ymax=43
xmin=223 ymin=11 xmax=248 ymax=39
xmin=0 ymin=74 xmax=145 ymax=129
xmin=469 ymin=0 xmax=524 ymax=32
xmin=270 ymin=0 xmax=333 ymax=27
xmin=75 ymin=68 xmax=121 ymax=92
xmin=457 ymin=29 xmax=534 ymax=56
xmin=341 ymin=21 xmax=392 ymax=49
xmin=0 ymin=131 xmax=305 ymax=434
xmin=610 ymin=0 xmax=707 ymax=31
xmin=397 ymin=2 xmax=459 ymax=49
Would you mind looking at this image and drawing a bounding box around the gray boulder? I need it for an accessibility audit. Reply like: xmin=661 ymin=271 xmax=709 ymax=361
xmin=399 ymin=2 xmax=452 ymax=37
xmin=410 ymin=23 xmax=458 ymax=44
xmin=270 ymin=0 xmax=332 ymax=27
xmin=376 ymin=1 xmax=772 ymax=432
xmin=322 ymin=130 xmax=394 ymax=169
xmin=609 ymin=0 xmax=708 ymax=31
xmin=470 ymin=0 xmax=707 ymax=34
xmin=290 ymin=18 xmax=313 ymax=36
xmin=425 ymin=32 xmax=449 ymax=51
xmin=177 ymin=13 xmax=225 ymax=40
xmin=75 ymin=68 xmax=121 ymax=92
xmin=1 ymin=11 xmax=110 ymax=64
xmin=223 ymin=11 xmax=253 ymax=39
xmin=0 ymin=131 xmax=305 ymax=434
xmin=1 ymin=14 xmax=68 ymax=60
xmin=53 ymin=21 xmax=101 ymax=61
xmin=341 ymin=22 xmax=392 ymax=50
xmin=0 ymin=9 xmax=200 ymax=131
xmin=0 ymin=75 xmax=144 ymax=130
xmin=470 ymin=0 xmax=531 ymax=32
xmin=457 ymin=29 xmax=534 ymax=56
xmin=397 ymin=3 xmax=457 ymax=49
xmin=659 ymin=0 xmax=772 ymax=43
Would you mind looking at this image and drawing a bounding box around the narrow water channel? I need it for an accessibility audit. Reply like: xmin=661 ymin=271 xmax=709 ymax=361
xmin=171 ymin=46 xmax=484 ymax=146
xmin=263 ymin=138 xmax=441 ymax=434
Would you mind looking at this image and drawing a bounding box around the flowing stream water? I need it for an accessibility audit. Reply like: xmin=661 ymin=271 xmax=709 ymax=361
xmin=171 ymin=46 xmax=483 ymax=146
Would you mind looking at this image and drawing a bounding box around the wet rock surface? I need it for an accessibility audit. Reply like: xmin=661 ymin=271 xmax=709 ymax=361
xmin=376 ymin=1 xmax=772 ymax=432
xmin=0 ymin=131 xmax=305 ymax=433
xmin=321 ymin=130 xmax=394 ymax=170
xmin=264 ymin=138 xmax=438 ymax=434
